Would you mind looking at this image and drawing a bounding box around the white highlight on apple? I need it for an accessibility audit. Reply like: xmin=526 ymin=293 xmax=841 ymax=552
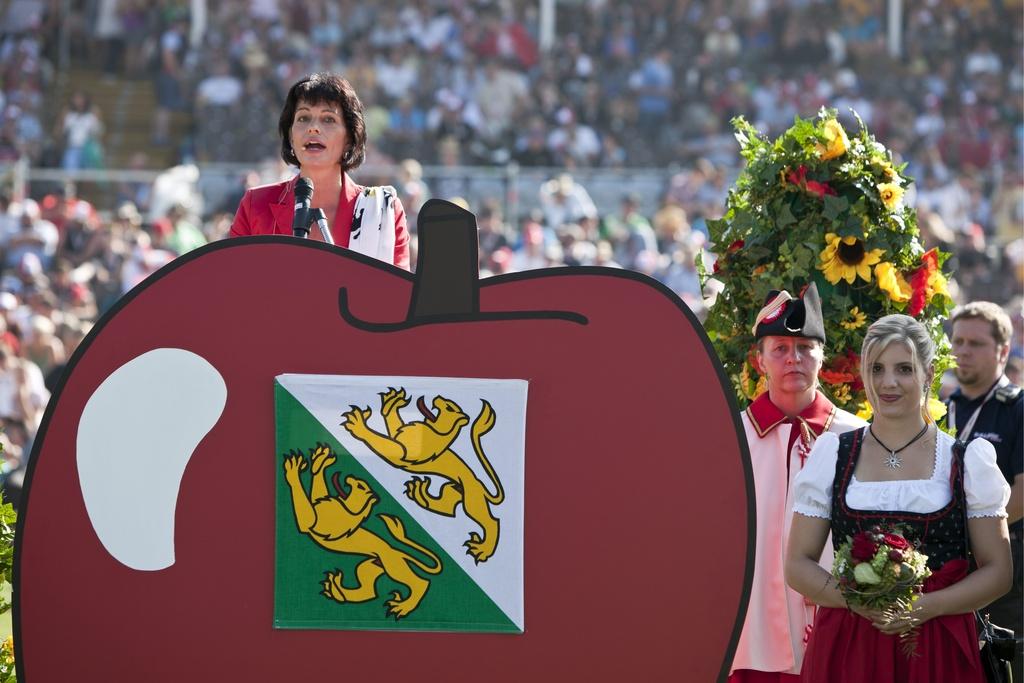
xmin=77 ymin=348 xmax=227 ymax=571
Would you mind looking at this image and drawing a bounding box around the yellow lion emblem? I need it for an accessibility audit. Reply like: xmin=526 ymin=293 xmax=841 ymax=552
xmin=282 ymin=443 xmax=442 ymax=619
xmin=341 ymin=388 xmax=504 ymax=563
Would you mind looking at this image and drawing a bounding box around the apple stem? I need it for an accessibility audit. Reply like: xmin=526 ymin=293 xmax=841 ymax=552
xmin=407 ymin=199 xmax=480 ymax=320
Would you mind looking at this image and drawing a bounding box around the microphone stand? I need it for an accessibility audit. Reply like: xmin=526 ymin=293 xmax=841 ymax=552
xmin=311 ymin=208 xmax=334 ymax=245
xmin=293 ymin=208 xmax=334 ymax=245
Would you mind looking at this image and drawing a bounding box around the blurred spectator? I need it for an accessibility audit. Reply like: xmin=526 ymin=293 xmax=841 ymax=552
xmin=115 ymin=153 xmax=154 ymax=212
xmin=59 ymin=91 xmax=104 ymax=170
xmin=0 ymin=417 xmax=31 ymax=509
xmin=375 ymin=44 xmax=418 ymax=103
xmin=120 ymin=0 xmax=150 ymax=79
xmin=195 ymin=58 xmax=242 ymax=108
xmin=44 ymin=321 xmax=89 ymax=394
xmin=515 ymin=115 xmax=556 ymax=166
xmin=95 ymin=0 xmax=125 ymax=78
xmin=193 ymin=58 xmax=244 ymax=163
xmin=49 ymin=259 xmax=97 ymax=322
xmin=474 ymin=58 xmax=529 ymax=144
xmin=0 ymin=336 xmax=48 ymax=432
xmin=472 ymin=5 xmax=537 ymax=69
xmin=23 ymin=314 xmax=63 ymax=376
xmin=602 ymin=193 xmax=657 ymax=270
xmin=538 ymin=173 xmax=597 ymax=231
xmin=652 ymin=198 xmax=691 ymax=254
xmin=55 ymin=203 xmax=105 ymax=267
xmin=431 ymin=136 xmax=470 ymax=201
xmin=2 ymin=199 xmax=58 ymax=271
xmin=547 ymin=107 xmax=601 ymax=167
xmin=163 ymin=203 xmax=207 ymax=256
xmin=509 ymin=214 xmax=548 ymax=273
xmin=476 ymin=200 xmax=510 ymax=272
xmin=631 ymin=47 xmax=673 ymax=131
xmin=120 ymin=227 xmax=173 ymax=294
xmin=384 ymin=96 xmax=427 ymax=159
xmin=39 ymin=186 xmax=98 ymax=233
xmin=152 ymin=11 xmax=190 ymax=146
xmin=661 ymin=239 xmax=704 ymax=308
xmin=395 ymin=158 xmax=429 ymax=232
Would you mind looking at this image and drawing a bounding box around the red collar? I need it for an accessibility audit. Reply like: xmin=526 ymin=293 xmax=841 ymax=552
xmin=745 ymin=390 xmax=837 ymax=438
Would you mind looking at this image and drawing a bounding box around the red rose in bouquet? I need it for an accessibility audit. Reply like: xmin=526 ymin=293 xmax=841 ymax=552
xmin=851 ymin=531 xmax=879 ymax=562
xmin=883 ymin=533 xmax=911 ymax=551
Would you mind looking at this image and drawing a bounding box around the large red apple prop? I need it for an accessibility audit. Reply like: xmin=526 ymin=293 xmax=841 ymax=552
xmin=16 ymin=200 xmax=752 ymax=681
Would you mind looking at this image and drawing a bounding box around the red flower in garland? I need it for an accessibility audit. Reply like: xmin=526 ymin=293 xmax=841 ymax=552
xmin=819 ymin=368 xmax=855 ymax=385
xmin=820 ymin=348 xmax=862 ymax=387
xmin=712 ymin=239 xmax=745 ymax=274
xmin=787 ymin=165 xmax=837 ymax=198
xmin=908 ymin=248 xmax=943 ymax=317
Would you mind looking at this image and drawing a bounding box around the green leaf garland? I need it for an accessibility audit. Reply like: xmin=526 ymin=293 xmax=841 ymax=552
xmin=702 ymin=109 xmax=955 ymax=418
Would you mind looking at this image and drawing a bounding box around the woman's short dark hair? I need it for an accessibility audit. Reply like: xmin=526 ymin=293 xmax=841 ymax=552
xmin=278 ymin=73 xmax=367 ymax=171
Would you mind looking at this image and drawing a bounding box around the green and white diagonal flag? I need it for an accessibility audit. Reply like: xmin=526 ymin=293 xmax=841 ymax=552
xmin=274 ymin=374 xmax=527 ymax=633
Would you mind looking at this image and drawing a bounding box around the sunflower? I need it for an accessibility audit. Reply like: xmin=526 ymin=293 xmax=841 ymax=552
xmin=740 ymin=362 xmax=756 ymax=399
xmin=819 ymin=233 xmax=885 ymax=285
xmin=875 ymin=262 xmax=912 ymax=302
xmin=817 ymin=118 xmax=850 ymax=160
xmin=741 ymin=362 xmax=769 ymax=400
xmin=831 ymin=383 xmax=852 ymax=403
xmin=840 ymin=306 xmax=867 ymax=330
xmin=928 ymin=269 xmax=949 ymax=299
xmin=927 ymin=397 xmax=947 ymax=422
xmin=856 ymin=401 xmax=873 ymax=421
xmin=877 ymin=182 xmax=904 ymax=211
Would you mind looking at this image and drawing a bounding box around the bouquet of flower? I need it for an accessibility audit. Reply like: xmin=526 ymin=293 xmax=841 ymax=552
xmin=833 ymin=525 xmax=931 ymax=655
xmin=701 ymin=109 xmax=955 ymax=419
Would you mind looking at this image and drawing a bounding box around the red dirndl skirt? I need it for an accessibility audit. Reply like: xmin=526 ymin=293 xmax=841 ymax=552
xmin=800 ymin=560 xmax=984 ymax=683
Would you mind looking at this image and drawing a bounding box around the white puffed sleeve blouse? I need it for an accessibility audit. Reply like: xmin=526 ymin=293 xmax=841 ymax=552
xmin=792 ymin=428 xmax=1010 ymax=519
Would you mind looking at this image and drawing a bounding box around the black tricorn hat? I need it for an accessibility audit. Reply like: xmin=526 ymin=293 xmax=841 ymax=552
xmin=752 ymin=282 xmax=826 ymax=342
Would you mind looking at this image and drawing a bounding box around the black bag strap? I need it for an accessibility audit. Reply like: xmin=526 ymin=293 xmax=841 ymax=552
xmin=954 ymin=439 xmax=1016 ymax=654
xmin=952 ymin=439 xmax=971 ymax=562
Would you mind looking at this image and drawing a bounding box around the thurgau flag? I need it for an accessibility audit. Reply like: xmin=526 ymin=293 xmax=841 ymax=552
xmin=274 ymin=374 xmax=527 ymax=633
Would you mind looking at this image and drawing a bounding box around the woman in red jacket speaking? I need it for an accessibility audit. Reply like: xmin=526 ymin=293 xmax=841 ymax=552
xmin=230 ymin=72 xmax=411 ymax=270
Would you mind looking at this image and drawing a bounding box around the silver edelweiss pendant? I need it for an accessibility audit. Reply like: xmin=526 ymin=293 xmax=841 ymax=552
xmin=884 ymin=452 xmax=903 ymax=470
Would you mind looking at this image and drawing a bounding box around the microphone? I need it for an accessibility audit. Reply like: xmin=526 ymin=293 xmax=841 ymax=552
xmin=293 ymin=177 xmax=314 ymax=238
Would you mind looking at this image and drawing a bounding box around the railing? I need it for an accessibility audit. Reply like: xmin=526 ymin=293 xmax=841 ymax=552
xmin=1 ymin=159 xmax=684 ymax=225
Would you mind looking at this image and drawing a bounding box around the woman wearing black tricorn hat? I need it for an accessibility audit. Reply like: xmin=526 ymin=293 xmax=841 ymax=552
xmin=785 ymin=313 xmax=1012 ymax=682
xmin=730 ymin=283 xmax=866 ymax=683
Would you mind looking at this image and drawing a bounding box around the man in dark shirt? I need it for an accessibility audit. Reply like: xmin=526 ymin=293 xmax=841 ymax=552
xmin=946 ymin=301 xmax=1022 ymax=680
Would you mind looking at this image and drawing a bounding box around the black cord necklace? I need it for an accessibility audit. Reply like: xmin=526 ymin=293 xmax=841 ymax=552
xmin=869 ymin=423 xmax=930 ymax=470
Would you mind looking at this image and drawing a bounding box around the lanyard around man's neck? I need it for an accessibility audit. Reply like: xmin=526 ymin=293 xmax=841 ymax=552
xmin=949 ymin=376 xmax=1008 ymax=442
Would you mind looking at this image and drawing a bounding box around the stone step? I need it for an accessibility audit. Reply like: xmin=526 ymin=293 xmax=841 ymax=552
xmin=54 ymin=67 xmax=192 ymax=169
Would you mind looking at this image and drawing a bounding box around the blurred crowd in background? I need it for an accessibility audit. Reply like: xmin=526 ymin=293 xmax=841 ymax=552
xmin=0 ymin=0 xmax=1021 ymax=503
